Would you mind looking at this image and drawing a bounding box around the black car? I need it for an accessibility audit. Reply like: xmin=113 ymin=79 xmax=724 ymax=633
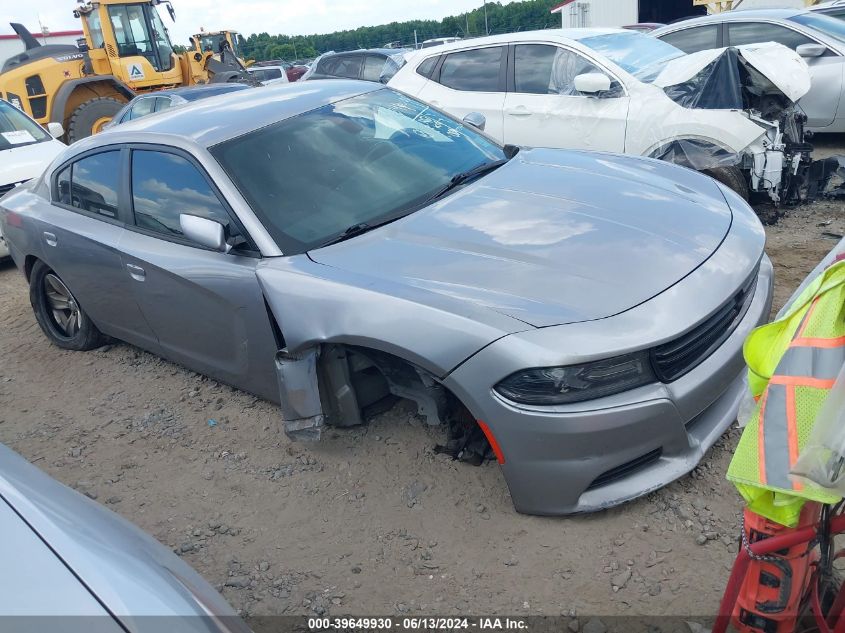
xmin=105 ymin=83 xmax=252 ymax=128
xmin=304 ymin=48 xmax=409 ymax=83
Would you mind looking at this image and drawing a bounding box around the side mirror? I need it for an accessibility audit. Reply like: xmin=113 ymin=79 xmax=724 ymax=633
xmin=462 ymin=112 xmax=486 ymax=131
xmin=797 ymin=43 xmax=826 ymax=58
xmin=46 ymin=122 xmax=64 ymax=138
xmin=574 ymin=72 xmax=612 ymax=95
xmin=180 ymin=214 xmax=230 ymax=253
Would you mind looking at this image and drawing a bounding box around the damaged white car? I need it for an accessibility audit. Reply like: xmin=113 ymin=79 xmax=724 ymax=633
xmin=388 ymin=29 xmax=822 ymax=203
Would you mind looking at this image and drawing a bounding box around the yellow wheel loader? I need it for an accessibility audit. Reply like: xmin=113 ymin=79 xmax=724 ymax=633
xmin=191 ymin=29 xmax=253 ymax=66
xmin=0 ymin=0 xmax=252 ymax=143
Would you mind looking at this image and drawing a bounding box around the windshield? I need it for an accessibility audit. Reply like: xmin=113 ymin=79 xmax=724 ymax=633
xmin=212 ymin=89 xmax=506 ymax=255
xmin=790 ymin=12 xmax=845 ymax=44
xmin=579 ymin=32 xmax=685 ymax=82
xmin=0 ymin=100 xmax=50 ymax=150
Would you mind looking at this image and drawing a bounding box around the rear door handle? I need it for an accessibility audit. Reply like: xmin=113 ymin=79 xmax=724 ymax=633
xmin=43 ymin=232 xmax=57 ymax=247
xmin=505 ymin=106 xmax=532 ymax=117
xmin=126 ymin=263 xmax=146 ymax=282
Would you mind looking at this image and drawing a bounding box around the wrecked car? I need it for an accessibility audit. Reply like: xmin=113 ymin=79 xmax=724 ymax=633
xmin=387 ymin=29 xmax=822 ymax=204
xmin=0 ymin=81 xmax=773 ymax=515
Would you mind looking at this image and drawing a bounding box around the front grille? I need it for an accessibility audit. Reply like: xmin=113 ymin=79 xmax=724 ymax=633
xmin=651 ymin=267 xmax=759 ymax=382
xmin=587 ymin=448 xmax=662 ymax=491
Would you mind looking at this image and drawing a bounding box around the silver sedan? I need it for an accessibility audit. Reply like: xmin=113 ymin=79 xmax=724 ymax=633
xmin=653 ymin=8 xmax=845 ymax=132
xmin=0 ymin=443 xmax=247 ymax=630
xmin=0 ymin=81 xmax=773 ymax=515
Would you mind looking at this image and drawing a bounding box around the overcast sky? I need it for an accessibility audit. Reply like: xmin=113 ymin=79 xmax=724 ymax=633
xmin=2 ymin=1 xmax=514 ymax=45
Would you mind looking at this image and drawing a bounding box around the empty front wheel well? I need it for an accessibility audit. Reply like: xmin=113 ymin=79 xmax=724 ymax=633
xmin=316 ymin=344 xmax=494 ymax=463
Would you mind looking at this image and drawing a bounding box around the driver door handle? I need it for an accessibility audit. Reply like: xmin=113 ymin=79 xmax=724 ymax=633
xmin=126 ymin=263 xmax=146 ymax=282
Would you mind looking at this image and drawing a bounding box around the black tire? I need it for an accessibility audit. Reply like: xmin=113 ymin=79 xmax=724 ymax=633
xmin=29 ymin=261 xmax=106 ymax=351
xmin=66 ymin=97 xmax=125 ymax=143
xmin=702 ymin=166 xmax=750 ymax=201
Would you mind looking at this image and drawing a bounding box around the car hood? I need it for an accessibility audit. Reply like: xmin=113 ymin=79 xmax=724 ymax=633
xmin=309 ymin=149 xmax=733 ymax=328
xmin=0 ymin=139 xmax=65 ymax=188
xmin=654 ymin=42 xmax=811 ymax=106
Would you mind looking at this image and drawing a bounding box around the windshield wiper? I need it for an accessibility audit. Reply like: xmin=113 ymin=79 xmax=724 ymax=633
xmin=318 ymin=158 xmax=511 ymax=249
xmin=425 ymin=158 xmax=509 ymax=204
xmin=319 ymin=215 xmax=406 ymax=248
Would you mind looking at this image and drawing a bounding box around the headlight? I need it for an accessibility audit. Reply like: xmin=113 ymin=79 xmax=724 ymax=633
xmin=494 ymin=351 xmax=656 ymax=405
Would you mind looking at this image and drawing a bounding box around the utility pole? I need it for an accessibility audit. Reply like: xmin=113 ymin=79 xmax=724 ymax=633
xmin=414 ymin=29 xmax=418 ymax=49
xmin=483 ymin=1 xmax=489 ymax=35
xmin=466 ymin=13 xmax=470 ymax=35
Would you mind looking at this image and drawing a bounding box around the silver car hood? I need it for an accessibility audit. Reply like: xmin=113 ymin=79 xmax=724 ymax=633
xmin=309 ymin=149 xmax=732 ymax=328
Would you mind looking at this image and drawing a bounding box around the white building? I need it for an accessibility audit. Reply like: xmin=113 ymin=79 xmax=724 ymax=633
xmin=551 ymin=0 xmax=811 ymax=28
xmin=0 ymin=29 xmax=84 ymax=64
xmin=551 ymin=0 xmax=705 ymax=27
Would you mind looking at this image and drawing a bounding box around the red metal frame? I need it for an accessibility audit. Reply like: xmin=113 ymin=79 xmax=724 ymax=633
xmin=715 ymin=515 xmax=845 ymax=633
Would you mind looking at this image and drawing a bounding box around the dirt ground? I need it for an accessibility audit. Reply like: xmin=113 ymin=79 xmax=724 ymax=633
xmin=1 ymin=143 xmax=844 ymax=623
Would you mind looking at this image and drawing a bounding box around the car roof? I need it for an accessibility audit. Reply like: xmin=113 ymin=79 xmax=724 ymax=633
xmin=658 ymin=7 xmax=805 ymax=27
xmin=95 ymin=80 xmax=384 ymax=148
xmin=323 ymin=48 xmax=407 ymax=57
xmin=130 ymin=83 xmax=250 ymax=101
xmin=409 ymin=27 xmax=631 ymax=55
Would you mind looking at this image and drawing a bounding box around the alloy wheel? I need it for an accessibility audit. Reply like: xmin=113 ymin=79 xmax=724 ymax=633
xmin=43 ymin=273 xmax=82 ymax=337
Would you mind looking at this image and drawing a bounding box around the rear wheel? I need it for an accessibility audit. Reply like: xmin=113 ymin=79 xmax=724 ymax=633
xmin=702 ymin=166 xmax=750 ymax=201
xmin=29 ymin=261 xmax=106 ymax=350
xmin=66 ymin=97 xmax=125 ymax=143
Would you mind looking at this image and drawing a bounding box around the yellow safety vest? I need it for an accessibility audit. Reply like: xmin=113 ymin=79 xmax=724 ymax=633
xmin=727 ymin=260 xmax=845 ymax=527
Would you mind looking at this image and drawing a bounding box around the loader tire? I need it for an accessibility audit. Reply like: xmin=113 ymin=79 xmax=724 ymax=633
xmin=702 ymin=166 xmax=749 ymax=201
xmin=66 ymin=97 xmax=124 ymax=143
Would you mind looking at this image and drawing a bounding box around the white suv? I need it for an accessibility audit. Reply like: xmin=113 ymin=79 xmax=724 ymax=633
xmin=389 ymin=28 xmax=817 ymax=203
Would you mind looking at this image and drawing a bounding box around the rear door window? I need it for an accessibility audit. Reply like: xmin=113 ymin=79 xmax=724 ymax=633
xmin=658 ymin=25 xmax=721 ymax=53
xmin=128 ymin=97 xmax=156 ymax=120
xmin=321 ymin=55 xmax=363 ymax=78
xmin=726 ymin=22 xmax=813 ymax=50
xmin=153 ymin=96 xmax=172 ymax=112
xmin=130 ymin=149 xmax=239 ymax=241
xmin=56 ymin=151 xmax=120 ymax=219
xmin=438 ymin=46 xmax=504 ymax=92
xmin=362 ymin=55 xmax=386 ymax=81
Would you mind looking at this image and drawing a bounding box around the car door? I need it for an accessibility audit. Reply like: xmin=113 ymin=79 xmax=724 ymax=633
xmin=725 ymin=21 xmax=843 ymax=128
xmin=46 ymin=149 xmax=158 ymax=348
xmin=415 ymin=45 xmax=507 ymax=142
xmin=502 ymin=43 xmax=629 ymax=152
xmin=117 ymin=146 xmax=278 ymax=400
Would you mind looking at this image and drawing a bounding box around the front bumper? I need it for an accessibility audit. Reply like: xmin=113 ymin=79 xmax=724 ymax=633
xmin=445 ymin=255 xmax=773 ymax=516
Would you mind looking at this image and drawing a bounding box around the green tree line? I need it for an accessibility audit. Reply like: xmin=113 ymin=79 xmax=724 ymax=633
xmin=239 ymin=0 xmax=562 ymax=62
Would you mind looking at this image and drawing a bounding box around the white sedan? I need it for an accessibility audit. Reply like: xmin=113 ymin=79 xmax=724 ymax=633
xmin=0 ymin=98 xmax=65 ymax=259
xmin=388 ymin=28 xmax=815 ymax=203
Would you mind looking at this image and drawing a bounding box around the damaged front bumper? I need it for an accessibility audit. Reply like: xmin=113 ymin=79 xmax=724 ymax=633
xmin=441 ymin=257 xmax=773 ymax=516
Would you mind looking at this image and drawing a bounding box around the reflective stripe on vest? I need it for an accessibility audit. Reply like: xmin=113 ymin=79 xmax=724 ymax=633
xmin=757 ymin=296 xmax=845 ymax=492
xmin=728 ymin=261 xmax=845 ymax=527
